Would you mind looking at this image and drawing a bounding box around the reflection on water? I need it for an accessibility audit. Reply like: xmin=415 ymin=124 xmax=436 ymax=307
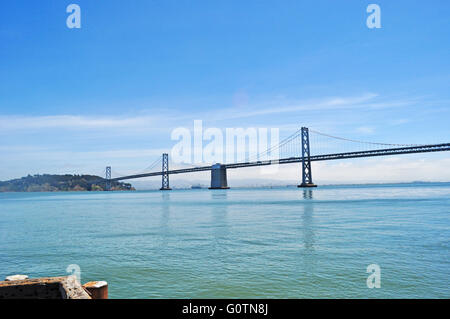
xmin=161 ymin=192 xmax=170 ymax=201
xmin=302 ymin=199 xmax=314 ymax=251
xmin=303 ymin=189 xmax=313 ymax=200
xmin=211 ymin=191 xmax=228 ymax=200
xmin=210 ymin=192 xmax=229 ymax=236
xmin=298 ymin=189 xmax=315 ymax=251
xmin=210 ymin=191 xmax=230 ymax=268
xmin=159 ymin=192 xmax=170 ymax=248
xmin=299 ymin=189 xmax=316 ymax=281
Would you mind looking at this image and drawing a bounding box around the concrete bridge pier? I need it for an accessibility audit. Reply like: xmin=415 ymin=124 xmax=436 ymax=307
xmin=209 ymin=163 xmax=230 ymax=189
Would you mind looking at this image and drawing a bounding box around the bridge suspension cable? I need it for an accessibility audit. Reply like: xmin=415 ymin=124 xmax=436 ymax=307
xmin=244 ymin=128 xmax=302 ymax=163
xmin=307 ymin=129 xmax=426 ymax=156
xmin=110 ymin=169 xmax=129 ymax=178
xmin=245 ymin=127 xmax=424 ymax=163
xmin=133 ymin=155 xmax=163 ymax=175
xmin=309 ymin=129 xmax=420 ymax=147
xmin=108 ymin=155 xmax=164 ymax=179
xmin=98 ymin=126 xmax=450 ymax=187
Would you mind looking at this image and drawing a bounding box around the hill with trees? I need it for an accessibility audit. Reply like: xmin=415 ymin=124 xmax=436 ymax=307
xmin=0 ymin=174 xmax=134 ymax=192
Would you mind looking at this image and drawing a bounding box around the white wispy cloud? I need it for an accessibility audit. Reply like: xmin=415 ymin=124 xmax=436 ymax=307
xmin=205 ymin=92 xmax=424 ymax=121
xmin=209 ymin=93 xmax=380 ymax=120
xmin=0 ymin=93 xmax=421 ymax=131
xmin=1 ymin=93 xmax=446 ymax=182
xmin=1 ymin=147 xmax=167 ymax=161
xmin=0 ymin=115 xmax=162 ymax=131
xmin=356 ymin=126 xmax=375 ymax=134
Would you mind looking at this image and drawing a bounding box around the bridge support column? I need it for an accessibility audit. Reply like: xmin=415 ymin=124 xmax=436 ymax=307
xmin=209 ymin=163 xmax=230 ymax=189
xmin=298 ymin=127 xmax=317 ymax=188
xmin=105 ymin=166 xmax=112 ymax=191
xmin=160 ymin=153 xmax=172 ymax=190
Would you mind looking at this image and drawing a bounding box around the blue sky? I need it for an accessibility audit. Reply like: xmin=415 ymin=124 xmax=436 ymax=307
xmin=0 ymin=1 xmax=449 ymax=185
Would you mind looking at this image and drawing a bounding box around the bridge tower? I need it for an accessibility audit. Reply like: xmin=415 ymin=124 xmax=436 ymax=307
xmin=209 ymin=164 xmax=230 ymax=189
xmin=298 ymin=127 xmax=317 ymax=188
xmin=160 ymin=153 xmax=172 ymax=190
xmin=105 ymin=166 xmax=112 ymax=191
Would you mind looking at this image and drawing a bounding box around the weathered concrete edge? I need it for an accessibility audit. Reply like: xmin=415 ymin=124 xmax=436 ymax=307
xmin=60 ymin=276 xmax=91 ymax=299
xmin=0 ymin=276 xmax=91 ymax=299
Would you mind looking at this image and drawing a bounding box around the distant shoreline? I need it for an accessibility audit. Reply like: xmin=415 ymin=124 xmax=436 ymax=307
xmin=127 ymin=181 xmax=450 ymax=192
xmin=1 ymin=177 xmax=448 ymax=193
xmin=0 ymin=174 xmax=135 ymax=193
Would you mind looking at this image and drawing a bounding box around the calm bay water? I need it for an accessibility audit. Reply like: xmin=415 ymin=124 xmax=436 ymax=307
xmin=0 ymin=183 xmax=449 ymax=298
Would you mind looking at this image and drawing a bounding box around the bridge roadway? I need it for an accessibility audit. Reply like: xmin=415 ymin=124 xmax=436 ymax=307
xmin=110 ymin=143 xmax=450 ymax=182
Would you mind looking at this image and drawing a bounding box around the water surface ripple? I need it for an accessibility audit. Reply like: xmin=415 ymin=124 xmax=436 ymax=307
xmin=0 ymin=183 xmax=449 ymax=298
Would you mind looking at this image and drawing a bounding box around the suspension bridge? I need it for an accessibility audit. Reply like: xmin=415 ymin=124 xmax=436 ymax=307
xmin=101 ymin=127 xmax=450 ymax=190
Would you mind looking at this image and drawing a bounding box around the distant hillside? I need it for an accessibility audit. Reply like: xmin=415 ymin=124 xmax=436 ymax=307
xmin=0 ymin=174 xmax=134 ymax=192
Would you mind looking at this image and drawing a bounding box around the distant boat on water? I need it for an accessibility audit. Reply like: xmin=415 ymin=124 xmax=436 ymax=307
xmin=191 ymin=185 xmax=203 ymax=189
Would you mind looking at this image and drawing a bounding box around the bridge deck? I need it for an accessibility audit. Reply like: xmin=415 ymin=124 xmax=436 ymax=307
xmin=110 ymin=143 xmax=450 ymax=182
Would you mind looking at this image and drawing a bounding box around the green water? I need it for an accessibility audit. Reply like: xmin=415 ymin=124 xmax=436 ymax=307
xmin=0 ymin=183 xmax=449 ymax=298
